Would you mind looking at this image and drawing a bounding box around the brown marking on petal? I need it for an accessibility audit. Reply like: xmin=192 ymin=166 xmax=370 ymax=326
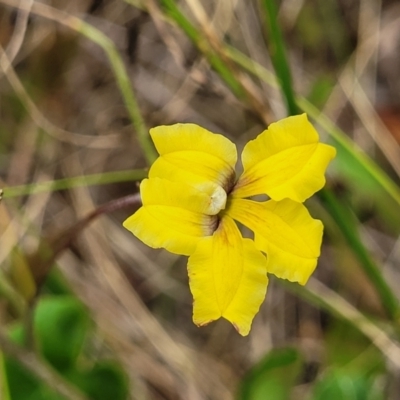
xmin=224 ymin=170 xmax=237 ymax=194
xmin=202 ymin=215 xmax=219 ymax=236
xmin=208 ymin=215 xmax=219 ymax=234
xmin=196 ymin=320 xmax=214 ymax=327
xmin=231 ymin=175 xmax=250 ymax=195
xmin=232 ymin=322 xmax=241 ymax=333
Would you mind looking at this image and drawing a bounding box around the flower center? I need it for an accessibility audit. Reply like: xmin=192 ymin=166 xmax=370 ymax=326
xmin=209 ymin=185 xmax=227 ymax=215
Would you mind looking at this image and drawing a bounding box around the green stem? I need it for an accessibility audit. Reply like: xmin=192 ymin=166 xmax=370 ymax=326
xmin=75 ymin=21 xmax=157 ymax=163
xmin=260 ymin=0 xmax=298 ymax=115
xmin=2 ymin=169 xmax=147 ymax=198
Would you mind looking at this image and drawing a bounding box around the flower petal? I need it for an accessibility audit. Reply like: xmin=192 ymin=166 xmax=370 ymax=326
xmin=188 ymin=216 xmax=268 ymax=336
xmin=227 ymin=198 xmax=323 ymax=285
xmin=149 ymin=123 xmax=237 ymax=190
xmin=140 ymin=177 xmax=227 ymax=215
xmin=233 ymin=114 xmax=336 ymax=202
xmin=123 ymin=178 xmax=218 ymax=255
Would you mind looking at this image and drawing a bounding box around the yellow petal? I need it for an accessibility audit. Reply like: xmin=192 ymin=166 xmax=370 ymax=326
xmin=141 ymin=177 xmax=227 ymax=215
xmin=149 ymin=123 xmax=237 ymax=190
xmin=233 ymin=114 xmax=336 ymax=202
xmin=227 ymin=198 xmax=323 ymax=285
xmin=188 ymin=216 xmax=268 ymax=336
xmin=123 ymin=178 xmax=218 ymax=255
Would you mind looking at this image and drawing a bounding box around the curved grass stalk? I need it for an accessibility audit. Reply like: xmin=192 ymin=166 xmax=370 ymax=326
xmin=0 ymin=0 xmax=157 ymax=163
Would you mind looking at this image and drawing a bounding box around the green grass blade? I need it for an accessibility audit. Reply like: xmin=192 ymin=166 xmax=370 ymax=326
xmin=260 ymin=0 xmax=298 ymax=115
xmin=2 ymin=169 xmax=147 ymax=199
xmin=261 ymin=0 xmax=400 ymax=319
xmin=75 ymin=20 xmax=157 ymax=163
xmin=226 ymin=47 xmax=400 ymax=210
xmin=159 ymin=0 xmax=246 ymax=98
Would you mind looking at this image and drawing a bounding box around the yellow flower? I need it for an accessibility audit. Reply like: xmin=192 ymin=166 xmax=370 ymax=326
xmin=123 ymin=114 xmax=336 ymax=336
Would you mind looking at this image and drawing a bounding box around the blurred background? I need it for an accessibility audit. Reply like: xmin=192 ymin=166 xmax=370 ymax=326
xmin=1 ymin=0 xmax=400 ymax=399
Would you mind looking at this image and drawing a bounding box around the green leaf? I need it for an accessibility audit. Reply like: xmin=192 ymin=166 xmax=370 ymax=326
xmin=4 ymin=358 xmax=65 ymax=400
xmin=312 ymin=370 xmax=384 ymax=400
xmin=5 ymin=296 xmax=128 ymax=400
xmin=67 ymin=362 xmax=129 ymax=400
xmin=34 ymin=296 xmax=90 ymax=371
xmin=42 ymin=269 xmax=73 ymax=296
xmin=238 ymin=347 xmax=301 ymax=400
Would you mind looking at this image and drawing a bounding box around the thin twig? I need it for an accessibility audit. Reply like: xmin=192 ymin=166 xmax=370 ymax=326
xmin=0 ymin=0 xmax=33 ymax=71
xmin=28 ymin=193 xmax=142 ymax=288
xmin=0 ymin=0 xmax=157 ymax=163
xmin=0 ymin=45 xmax=120 ymax=149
